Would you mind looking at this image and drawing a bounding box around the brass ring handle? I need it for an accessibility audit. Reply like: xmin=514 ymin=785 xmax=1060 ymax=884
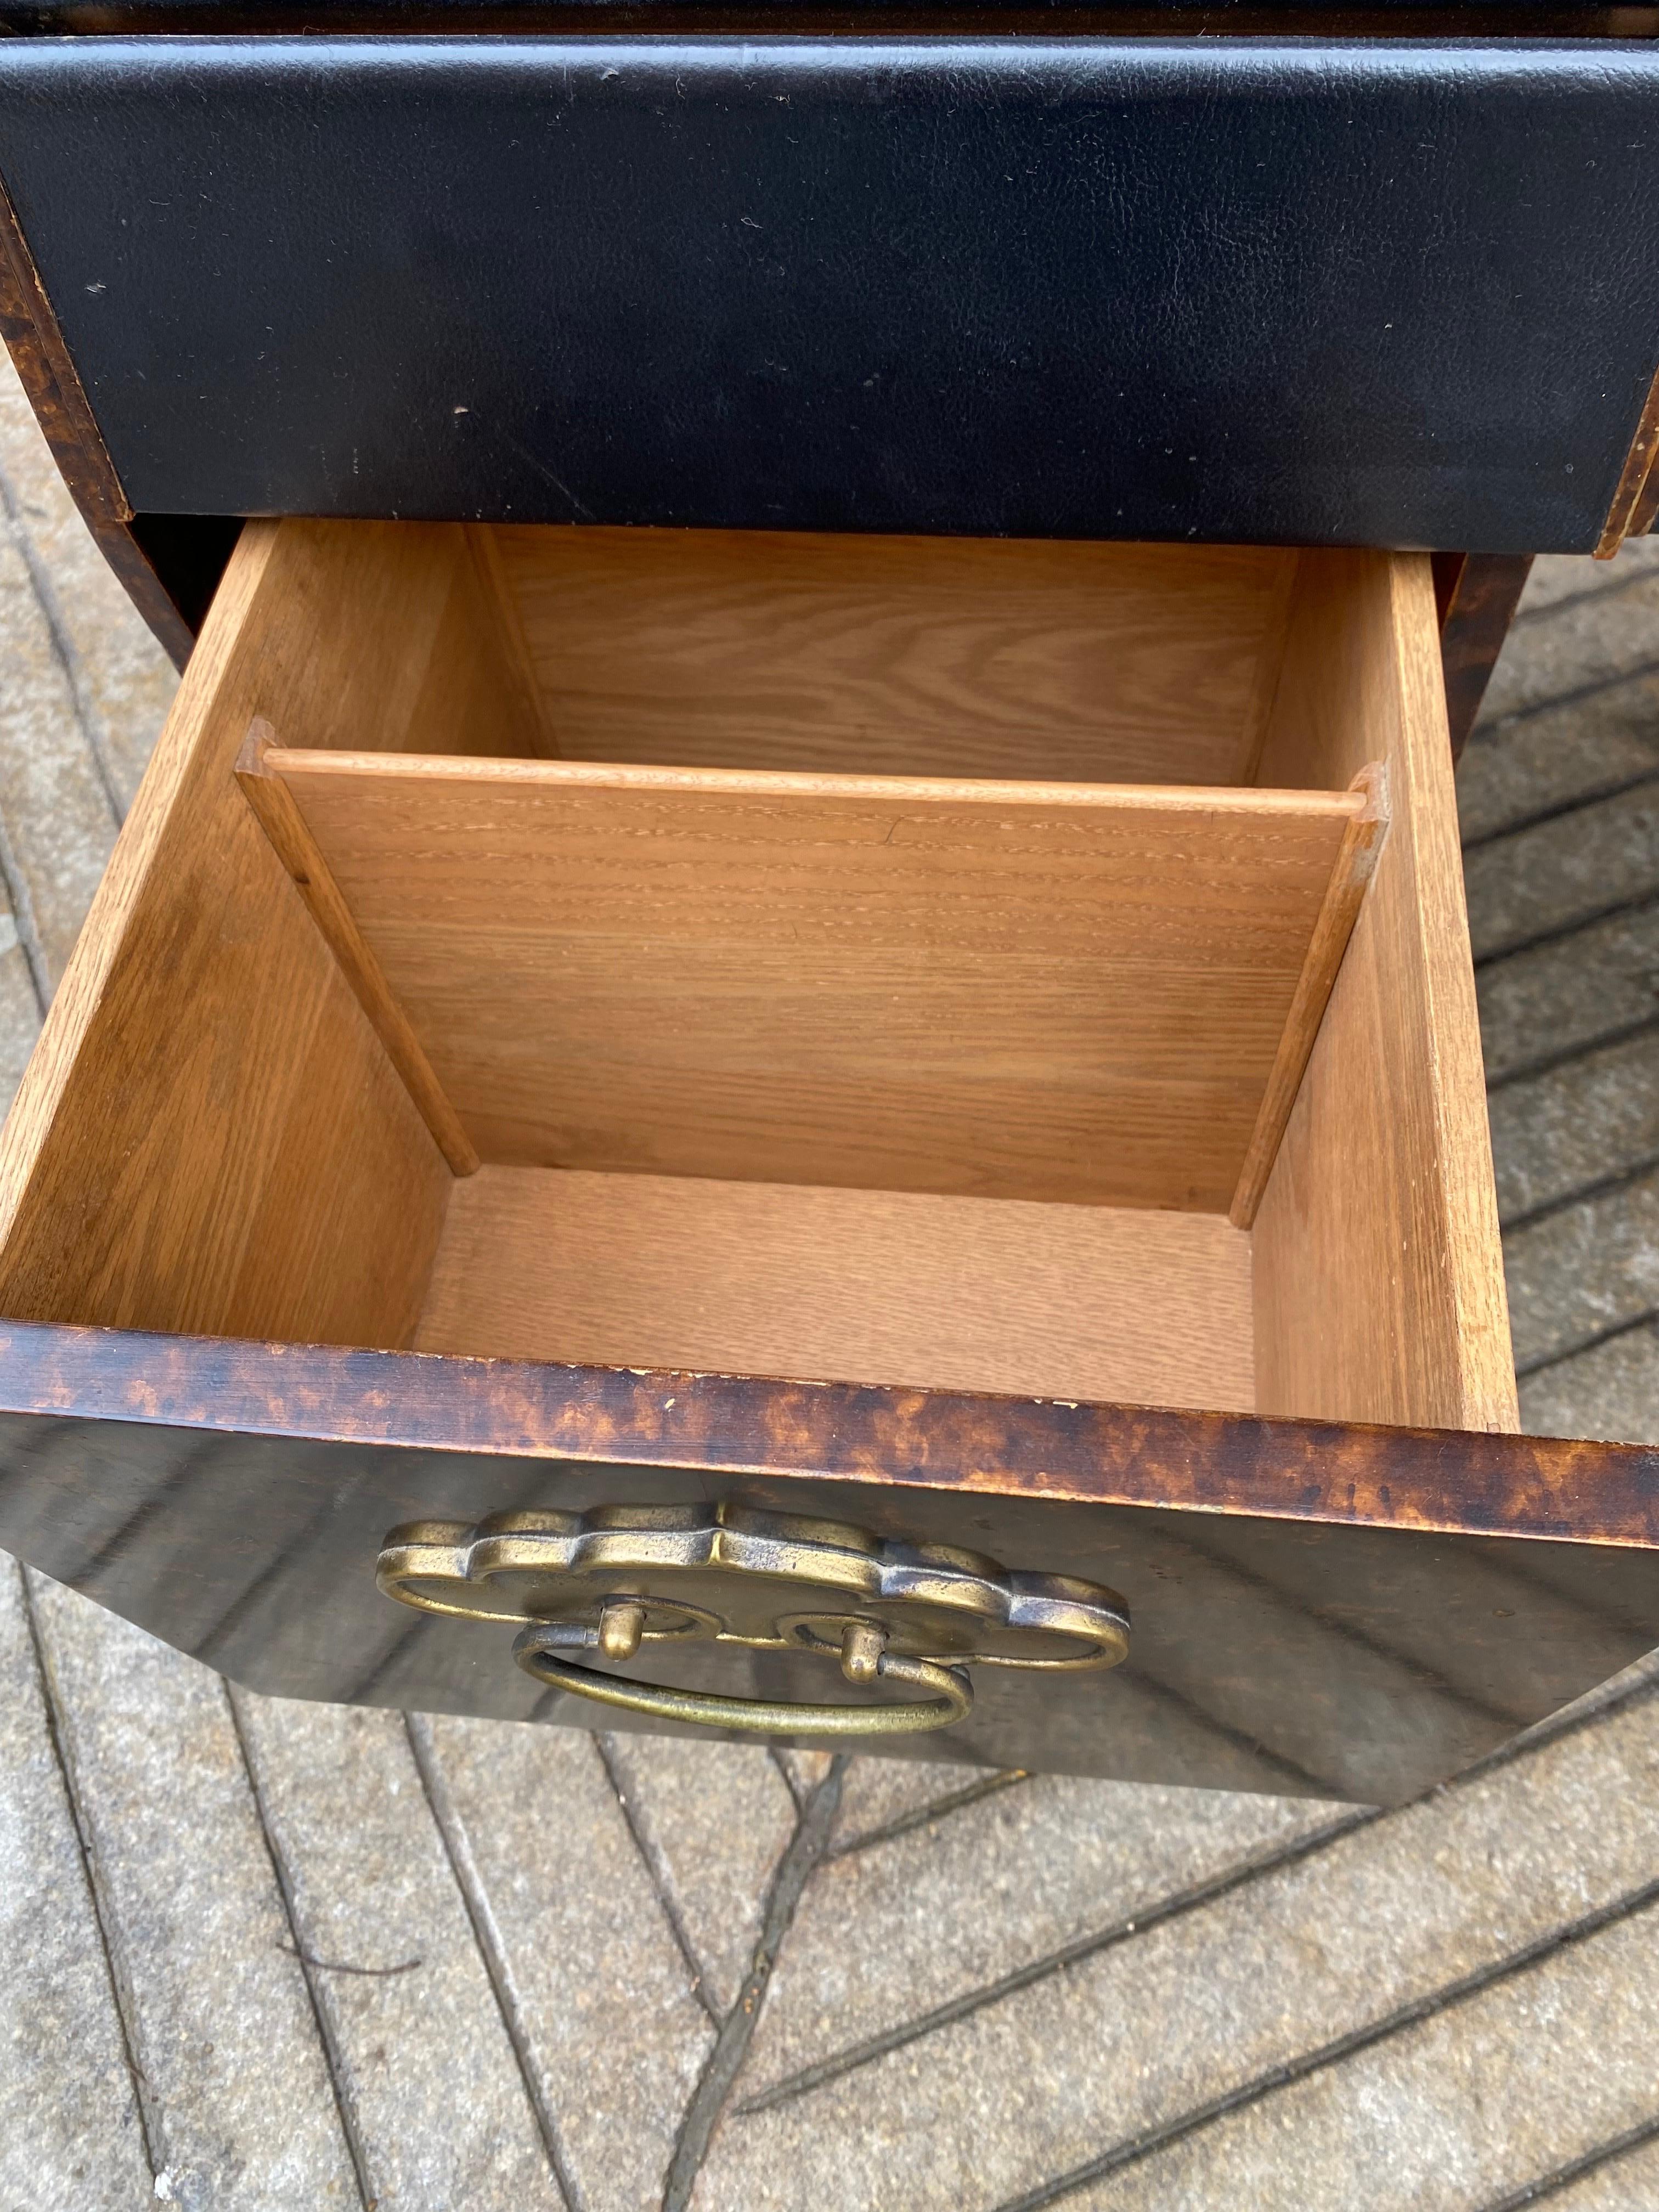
xmin=514 ymin=1613 xmax=973 ymax=1736
xmin=378 ymin=1502 xmax=1127 ymax=1744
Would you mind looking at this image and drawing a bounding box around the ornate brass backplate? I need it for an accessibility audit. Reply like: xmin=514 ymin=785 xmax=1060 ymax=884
xmin=376 ymin=1502 xmax=1130 ymax=1736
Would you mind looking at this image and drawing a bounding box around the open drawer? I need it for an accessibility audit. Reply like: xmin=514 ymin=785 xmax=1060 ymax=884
xmin=0 ymin=517 xmax=1652 ymax=1805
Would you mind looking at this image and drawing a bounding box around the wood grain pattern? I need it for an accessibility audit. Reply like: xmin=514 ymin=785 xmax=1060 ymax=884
xmin=268 ymin=749 xmax=1365 ymax=1211
xmin=0 ymin=522 xmax=451 ymax=1347
xmin=415 ymin=1166 xmax=1256 ymax=1410
xmin=493 ymin=525 xmax=1299 ymax=787
xmin=462 ymin=522 xmax=563 ymax=759
xmin=1250 ymin=551 xmax=1517 ymax=1431
xmin=1228 ymin=764 xmax=1389 ymax=1228
xmin=235 ymin=721 xmax=480 ymax=1177
xmin=1238 ymin=548 xmax=1303 ymax=787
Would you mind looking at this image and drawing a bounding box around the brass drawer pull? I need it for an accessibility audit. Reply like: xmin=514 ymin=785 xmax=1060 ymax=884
xmin=514 ymin=1612 xmax=974 ymax=1735
xmin=376 ymin=1502 xmax=1128 ymax=1739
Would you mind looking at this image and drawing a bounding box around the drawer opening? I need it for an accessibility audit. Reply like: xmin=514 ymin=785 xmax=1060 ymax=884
xmin=0 ymin=520 xmax=1517 ymax=1438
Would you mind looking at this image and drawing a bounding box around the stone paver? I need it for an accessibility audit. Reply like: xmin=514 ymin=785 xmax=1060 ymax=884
xmin=1075 ymin=1903 xmax=1659 ymax=2211
xmin=414 ymin=1712 xmax=713 ymax=2212
xmin=597 ymin=1735 xmax=800 ymax=2016
xmin=1488 ymin=1027 xmax=1659 ymax=1224
xmin=0 ymin=912 xmax=38 ymax=1120
xmin=0 ymin=1562 xmax=148 ymax=2212
xmin=1477 ymin=898 xmax=1659 ymax=1087
xmin=0 ymin=361 xmax=177 ymax=816
xmin=1457 ymin=668 xmax=1659 ymax=848
xmin=232 ymin=1694 xmax=562 ymax=2211
xmin=1504 ymin=1167 xmax=1659 ymax=1372
xmin=820 ymin=1752 xmax=1015 ymax=1848
xmin=25 ymin=1577 xmax=356 ymax=2211
xmin=0 ymin=514 xmax=120 ymax=988
xmin=1463 ymin=782 xmax=1659 ymax=964
xmin=1521 ymin=1320 xmax=1659 ymax=1446
xmin=747 ymin=1775 xmax=1340 ymax=2104
xmin=1 ymin=342 xmax=1658 ymax=2209
xmin=1516 ymin=538 xmax=1659 ymax=617
xmin=696 ymin=1690 xmax=1659 ymax=2212
xmin=1480 ymin=550 xmax=1659 ymax=720
xmin=1544 ymin=2131 xmax=1659 ymax=2211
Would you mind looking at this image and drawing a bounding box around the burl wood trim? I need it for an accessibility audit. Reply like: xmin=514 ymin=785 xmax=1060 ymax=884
xmin=235 ymin=719 xmax=480 ymax=1177
xmin=3 ymin=1319 xmax=1657 ymax=1550
xmin=1595 ymin=356 xmax=1659 ymax=558
xmin=1434 ymin=554 xmax=1534 ymax=761
xmin=0 ymin=174 xmax=195 ymax=670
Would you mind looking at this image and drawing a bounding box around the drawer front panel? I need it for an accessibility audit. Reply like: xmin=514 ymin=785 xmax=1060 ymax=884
xmin=1 ymin=37 xmax=1657 ymax=550
xmin=3 ymin=1325 xmax=1657 ymax=1807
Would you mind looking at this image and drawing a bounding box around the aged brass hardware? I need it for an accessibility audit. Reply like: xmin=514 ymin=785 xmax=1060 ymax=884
xmin=514 ymin=1615 xmax=975 ymax=1735
xmin=376 ymin=1503 xmax=1128 ymax=1738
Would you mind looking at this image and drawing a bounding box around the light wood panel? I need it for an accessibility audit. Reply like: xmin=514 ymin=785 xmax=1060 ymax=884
xmin=462 ymin=523 xmax=563 ymax=758
xmin=0 ymin=521 xmax=454 ymax=1347
xmin=235 ymin=720 xmax=480 ymax=1178
xmin=416 ymin=1167 xmax=1256 ymax=1410
xmin=1250 ymin=551 xmax=1517 ymax=1432
xmin=268 ymin=751 xmax=1366 ymax=1211
xmin=1229 ymin=764 xmax=1389 ymax=1228
xmin=493 ymin=526 xmax=1301 ymax=786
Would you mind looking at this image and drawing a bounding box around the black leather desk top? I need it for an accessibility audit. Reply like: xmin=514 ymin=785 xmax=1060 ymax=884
xmin=1 ymin=35 xmax=1656 ymax=550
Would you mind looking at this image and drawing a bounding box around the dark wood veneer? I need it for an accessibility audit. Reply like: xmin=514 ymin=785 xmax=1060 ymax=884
xmin=3 ymin=1322 xmax=1654 ymax=1549
xmin=0 ymin=175 xmax=196 ymax=667
xmin=1434 ymin=553 xmax=1536 ymax=759
xmin=0 ymin=1321 xmax=1654 ymax=1805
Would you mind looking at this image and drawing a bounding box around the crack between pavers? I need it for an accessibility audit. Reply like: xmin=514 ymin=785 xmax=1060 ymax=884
xmin=767 ymin=1745 xmax=811 ymax=1811
xmin=1473 ymin=888 xmax=1659 ymax=974
xmin=225 ymin=1683 xmax=376 ymax=2212
xmin=592 ymin=1732 xmax=722 ymax=2026
xmin=738 ymin=1805 xmax=1374 ymax=2118
xmin=1514 ymin=1305 xmax=1659 ymax=1382
xmin=1507 ymin=565 xmax=1659 ymax=629
xmin=1466 ymin=651 xmax=1659 ymax=735
xmin=1475 ymin=2110 xmax=1659 ymax=2211
xmin=15 ymin=1564 xmax=163 ymax=2187
xmin=0 ymin=789 xmax=53 ymax=1015
xmin=405 ymin=1712 xmax=585 ymax=2212
xmin=1499 ymin=1150 xmax=1659 ymax=1240
xmin=1462 ymin=764 xmax=1659 ymax=856
xmin=662 ymin=1755 xmax=847 ymax=2212
xmin=828 ymin=1768 xmax=1032 ymax=1859
xmin=1486 ymin=1009 xmax=1659 ymax=1097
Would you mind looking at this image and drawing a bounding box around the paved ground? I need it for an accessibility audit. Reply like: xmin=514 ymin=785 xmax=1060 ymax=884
xmin=3 ymin=346 xmax=1659 ymax=2210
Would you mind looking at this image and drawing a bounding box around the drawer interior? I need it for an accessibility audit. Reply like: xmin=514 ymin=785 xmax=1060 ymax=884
xmin=0 ymin=520 xmax=1515 ymax=1435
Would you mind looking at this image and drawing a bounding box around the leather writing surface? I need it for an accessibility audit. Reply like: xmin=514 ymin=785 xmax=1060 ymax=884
xmin=0 ymin=35 xmax=1656 ymax=549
